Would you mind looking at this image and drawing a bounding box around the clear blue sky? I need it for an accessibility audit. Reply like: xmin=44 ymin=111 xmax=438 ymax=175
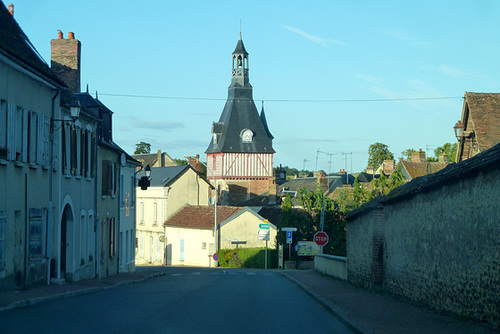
xmin=7 ymin=0 xmax=500 ymax=173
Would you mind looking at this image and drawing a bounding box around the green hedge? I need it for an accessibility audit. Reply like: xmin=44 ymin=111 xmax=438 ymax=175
xmin=217 ymin=248 xmax=278 ymax=269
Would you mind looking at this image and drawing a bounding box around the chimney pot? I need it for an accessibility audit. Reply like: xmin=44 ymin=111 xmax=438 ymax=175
xmin=8 ymin=3 xmax=13 ymax=15
xmin=57 ymin=30 xmax=63 ymax=39
xmin=68 ymin=32 xmax=75 ymax=39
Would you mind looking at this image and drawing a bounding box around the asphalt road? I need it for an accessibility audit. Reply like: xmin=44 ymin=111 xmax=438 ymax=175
xmin=0 ymin=267 xmax=354 ymax=333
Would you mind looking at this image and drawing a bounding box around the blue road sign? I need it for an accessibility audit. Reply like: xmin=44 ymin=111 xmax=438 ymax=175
xmin=286 ymin=231 xmax=293 ymax=244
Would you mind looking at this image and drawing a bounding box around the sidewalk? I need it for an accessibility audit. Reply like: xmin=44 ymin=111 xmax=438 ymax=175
xmin=284 ymin=270 xmax=498 ymax=334
xmin=0 ymin=271 xmax=162 ymax=312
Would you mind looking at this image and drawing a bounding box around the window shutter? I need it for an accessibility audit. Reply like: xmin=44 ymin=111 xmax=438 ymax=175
xmin=7 ymin=102 xmax=16 ymax=161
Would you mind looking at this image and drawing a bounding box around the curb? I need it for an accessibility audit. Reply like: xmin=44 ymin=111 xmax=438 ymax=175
xmin=282 ymin=272 xmax=365 ymax=334
xmin=0 ymin=272 xmax=164 ymax=312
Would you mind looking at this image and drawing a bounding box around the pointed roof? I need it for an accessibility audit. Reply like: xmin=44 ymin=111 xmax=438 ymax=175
xmin=0 ymin=2 xmax=65 ymax=88
xmin=205 ymin=36 xmax=274 ymax=154
xmin=260 ymin=104 xmax=274 ymax=139
xmin=233 ymin=34 xmax=248 ymax=55
xmin=462 ymin=92 xmax=500 ymax=152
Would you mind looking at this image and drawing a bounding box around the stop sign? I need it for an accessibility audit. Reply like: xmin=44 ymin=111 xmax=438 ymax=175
xmin=314 ymin=231 xmax=329 ymax=246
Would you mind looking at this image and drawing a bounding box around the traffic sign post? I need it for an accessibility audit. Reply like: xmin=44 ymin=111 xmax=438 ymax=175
xmin=258 ymin=220 xmax=270 ymax=269
xmin=213 ymin=253 xmax=219 ymax=261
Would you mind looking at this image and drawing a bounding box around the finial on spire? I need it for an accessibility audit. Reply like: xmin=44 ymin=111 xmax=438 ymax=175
xmin=239 ymin=20 xmax=242 ymax=39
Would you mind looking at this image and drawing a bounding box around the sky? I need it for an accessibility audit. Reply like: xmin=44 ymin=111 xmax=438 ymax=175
xmin=6 ymin=1 xmax=500 ymax=173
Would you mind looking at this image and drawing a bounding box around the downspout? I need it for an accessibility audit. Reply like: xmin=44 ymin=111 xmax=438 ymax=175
xmin=47 ymin=88 xmax=60 ymax=285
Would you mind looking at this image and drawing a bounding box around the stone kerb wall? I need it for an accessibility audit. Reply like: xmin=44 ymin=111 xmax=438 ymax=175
xmin=347 ymin=164 xmax=500 ymax=327
xmin=314 ymin=254 xmax=347 ymax=280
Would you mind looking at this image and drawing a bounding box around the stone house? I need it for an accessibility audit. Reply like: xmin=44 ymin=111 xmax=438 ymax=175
xmin=133 ymin=150 xmax=177 ymax=168
xmin=164 ymin=205 xmax=278 ymax=267
xmin=135 ymin=165 xmax=212 ymax=265
xmin=346 ymin=142 xmax=500 ymax=327
xmin=455 ymin=92 xmax=500 ymax=162
xmin=394 ymin=149 xmax=449 ymax=182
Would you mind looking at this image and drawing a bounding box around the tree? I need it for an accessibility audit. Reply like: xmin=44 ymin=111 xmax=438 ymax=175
xmin=400 ymin=148 xmax=416 ymax=161
xmin=390 ymin=165 xmax=406 ymax=189
xmin=134 ymin=142 xmax=151 ymax=154
xmin=174 ymin=159 xmax=188 ymax=165
xmin=367 ymin=142 xmax=394 ymax=168
xmin=434 ymin=143 xmax=457 ymax=162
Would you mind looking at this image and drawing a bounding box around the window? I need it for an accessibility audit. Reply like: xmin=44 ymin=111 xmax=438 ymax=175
xmin=180 ymin=238 xmax=185 ymax=261
xmin=0 ymin=211 xmax=6 ymax=271
xmin=153 ymin=202 xmax=158 ymax=225
xmin=102 ymin=160 xmax=116 ymax=196
xmin=28 ymin=208 xmax=45 ymax=262
xmin=130 ymin=176 xmax=135 ymax=207
xmin=138 ymin=233 xmax=144 ymax=258
xmin=139 ymin=202 xmax=144 ymax=225
xmin=109 ymin=217 xmax=116 ymax=257
xmin=80 ymin=213 xmax=86 ymax=263
xmin=0 ymin=100 xmax=6 ymax=152
xmin=156 ymin=236 xmax=162 ymax=262
xmin=120 ymin=174 xmax=125 ymax=207
xmin=28 ymin=111 xmax=37 ymax=163
xmin=6 ymin=102 xmax=16 ymax=160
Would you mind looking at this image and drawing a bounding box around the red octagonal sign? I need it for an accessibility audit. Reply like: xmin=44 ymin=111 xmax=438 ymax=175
xmin=314 ymin=231 xmax=329 ymax=246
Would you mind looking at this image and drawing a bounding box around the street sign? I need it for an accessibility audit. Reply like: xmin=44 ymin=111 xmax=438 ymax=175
xmin=286 ymin=231 xmax=293 ymax=244
xmin=258 ymin=229 xmax=270 ymax=237
xmin=258 ymin=236 xmax=270 ymax=241
xmin=213 ymin=253 xmax=219 ymax=261
xmin=282 ymin=227 xmax=297 ymax=232
xmin=314 ymin=231 xmax=329 ymax=246
xmin=259 ymin=223 xmax=270 ymax=229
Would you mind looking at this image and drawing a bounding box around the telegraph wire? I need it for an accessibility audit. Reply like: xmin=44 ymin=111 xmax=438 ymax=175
xmin=99 ymin=93 xmax=461 ymax=103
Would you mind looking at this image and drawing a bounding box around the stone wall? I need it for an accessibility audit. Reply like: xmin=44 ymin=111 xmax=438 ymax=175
xmin=314 ymin=254 xmax=347 ymax=280
xmin=347 ymin=144 xmax=500 ymax=327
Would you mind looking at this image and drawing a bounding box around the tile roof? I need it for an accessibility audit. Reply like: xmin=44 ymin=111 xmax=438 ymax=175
xmin=147 ymin=165 xmax=211 ymax=188
xmin=132 ymin=152 xmax=177 ymax=168
xmin=164 ymin=205 xmax=242 ymax=229
xmin=347 ymin=142 xmax=500 ymax=220
xmin=0 ymin=3 xmax=64 ymax=87
xmin=463 ymin=92 xmax=500 ymax=152
xmin=398 ymin=160 xmax=449 ymax=180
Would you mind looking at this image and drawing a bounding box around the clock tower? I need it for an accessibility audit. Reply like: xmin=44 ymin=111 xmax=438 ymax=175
xmin=205 ymin=34 xmax=275 ymax=205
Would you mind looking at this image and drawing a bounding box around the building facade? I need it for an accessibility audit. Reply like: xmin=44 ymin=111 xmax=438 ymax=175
xmin=205 ymin=35 xmax=275 ymax=206
xmin=136 ymin=165 xmax=212 ymax=265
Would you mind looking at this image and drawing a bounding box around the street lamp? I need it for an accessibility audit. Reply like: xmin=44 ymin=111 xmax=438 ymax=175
xmin=185 ymin=155 xmax=218 ymax=261
xmin=138 ymin=164 xmax=151 ymax=190
xmin=454 ymin=120 xmax=465 ymax=141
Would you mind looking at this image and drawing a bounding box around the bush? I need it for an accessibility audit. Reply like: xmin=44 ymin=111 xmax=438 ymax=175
xmin=217 ymin=248 xmax=278 ymax=269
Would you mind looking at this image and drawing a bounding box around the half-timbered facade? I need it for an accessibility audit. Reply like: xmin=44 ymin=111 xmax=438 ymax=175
xmin=206 ymin=35 xmax=275 ymax=205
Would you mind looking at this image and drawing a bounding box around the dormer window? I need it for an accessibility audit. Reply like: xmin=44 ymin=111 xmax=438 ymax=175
xmin=241 ymin=129 xmax=253 ymax=143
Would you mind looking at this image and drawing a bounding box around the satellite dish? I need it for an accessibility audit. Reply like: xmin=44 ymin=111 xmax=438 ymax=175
xmin=209 ymin=197 xmax=215 ymax=206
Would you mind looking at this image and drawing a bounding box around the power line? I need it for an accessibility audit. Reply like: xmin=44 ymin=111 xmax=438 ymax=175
xmin=99 ymin=92 xmax=462 ymax=103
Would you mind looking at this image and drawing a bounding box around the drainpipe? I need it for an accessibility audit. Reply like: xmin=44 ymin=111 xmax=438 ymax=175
xmin=47 ymin=88 xmax=60 ymax=285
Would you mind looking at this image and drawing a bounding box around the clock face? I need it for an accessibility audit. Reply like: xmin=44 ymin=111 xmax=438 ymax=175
xmin=242 ymin=129 xmax=253 ymax=143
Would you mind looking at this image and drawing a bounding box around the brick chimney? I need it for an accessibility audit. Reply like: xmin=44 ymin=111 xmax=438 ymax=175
xmin=411 ymin=149 xmax=426 ymax=162
xmin=8 ymin=3 xmax=13 ymax=15
xmin=317 ymin=174 xmax=329 ymax=194
xmin=187 ymin=154 xmax=201 ymax=173
xmin=438 ymin=151 xmax=448 ymax=163
xmin=50 ymin=30 xmax=81 ymax=93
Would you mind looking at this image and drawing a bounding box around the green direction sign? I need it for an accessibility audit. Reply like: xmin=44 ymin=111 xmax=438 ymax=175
xmin=259 ymin=223 xmax=270 ymax=229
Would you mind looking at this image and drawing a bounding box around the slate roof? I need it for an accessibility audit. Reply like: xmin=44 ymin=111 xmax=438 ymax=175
xmin=397 ymin=160 xmax=449 ymax=180
xmin=147 ymin=165 xmax=211 ymax=188
xmin=0 ymin=3 xmax=65 ymax=87
xmin=164 ymin=205 xmax=242 ymax=229
xmin=462 ymin=92 xmax=500 ymax=152
xmin=132 ymin=152 xmax=177 ymax=168
xmin=205 ymin=37 xmax=274 ymax=154
xmin=347 ymin=142 xmax=500 ymax=220
xmin=233 ymin=36 xmax=248 ymax=55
